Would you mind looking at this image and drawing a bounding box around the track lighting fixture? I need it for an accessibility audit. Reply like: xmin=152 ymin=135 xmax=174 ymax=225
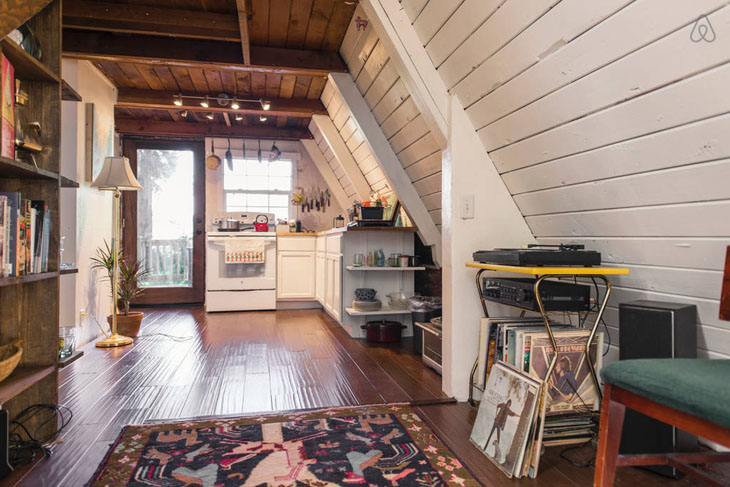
xmin=206 ymin=112 xmax=214 ymax=120
xmin=171 ymin=94 xmax=273 ymax=112
xmin=259 ymin=115 xmax=267 ymax=122
xmin=200 ymin=95 xmax=210 ymax=108
xmin=260 ymin=99 xmax=271 ymax=111
xmin=181 ymin=110 xmax=188 ymax=118
xmin=231 ymin=99 xmax=240 ymax=110
xmin=235 ymin=114 xmax=243 ymax=121
xmin=173 ymin=94 xmax=183 ymax=106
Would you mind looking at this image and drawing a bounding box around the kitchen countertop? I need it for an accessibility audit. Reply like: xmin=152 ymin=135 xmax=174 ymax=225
xmin=277 ymin=226 xmax=418 ymax=237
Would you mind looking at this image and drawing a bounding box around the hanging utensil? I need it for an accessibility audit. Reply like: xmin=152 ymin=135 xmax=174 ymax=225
xmin=257 ymin=139 xmax=262 ymax=163
xmin=269 ymin=141 xmax=281 ymax=162
xmin=225 ymin=138 xmax=233 ymax=171
xmin=326 ymin=189 xmax=331 ymax=207
xmin=206 ymin=139 xmax=221 ymax=169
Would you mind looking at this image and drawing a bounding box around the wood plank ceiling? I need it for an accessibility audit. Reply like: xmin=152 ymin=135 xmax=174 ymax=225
xmin=62 ymin=0 xmax=357 ymax=139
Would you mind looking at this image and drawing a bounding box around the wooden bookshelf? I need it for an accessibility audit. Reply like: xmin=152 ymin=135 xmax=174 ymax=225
xmin=0 ymin=0 xmax=61 ymax=449
xmin=0 ymin=366 xmax=55 ymax=405
xmin=60 ymin=175 xmax=79 ymax=188
xmin=61 ymin=79 xmax=82 ymax=102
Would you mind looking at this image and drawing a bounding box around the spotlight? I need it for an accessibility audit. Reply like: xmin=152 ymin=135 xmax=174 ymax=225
xmin=235 ymin=114 xmax=243 ymax=121
xmin=200 ymin=95 xmax=210 ymax=108
xmin=260 ymin=99 xmax=271 ymax=111
xmin=206 ymin=112 xmax=214 ymax=120
xmin=259 ymin=115 xmax=267 ymax=122
xmin=231 ymin=99 xmax=240 ymax=110
xmin=181 ymin=110 xmax=188 ymax=118
xmin=173 ymin=94 xmax=183 ymax=106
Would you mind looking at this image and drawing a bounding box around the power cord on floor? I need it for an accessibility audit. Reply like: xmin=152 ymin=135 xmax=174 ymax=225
xmin=559 ymin=438 xmax=597 ymax=468
xmin=9 ymin=404 xmax=73 ymax=468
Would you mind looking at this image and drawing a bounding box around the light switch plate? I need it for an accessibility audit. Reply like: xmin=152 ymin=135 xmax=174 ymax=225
xmin=460 ymin=194 xmax=474 ymax=219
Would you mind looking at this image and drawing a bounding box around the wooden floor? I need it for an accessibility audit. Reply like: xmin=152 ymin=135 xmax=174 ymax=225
xmin=4 ymin=307 xmax=728 ymax=486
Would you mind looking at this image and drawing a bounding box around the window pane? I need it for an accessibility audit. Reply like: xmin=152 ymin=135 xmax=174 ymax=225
xmin=247 ymin=193 xmax=268 ymax=207
xmin=269 ymin=194 xmax=289 ymax=207
xmin=270 ymin=176 xmax=291 ymax=191
xmin=271 ymin=207 xmax=288 ymax=221
xmin=269 ymin=160 xmax=291 ymax=177
xmin=248 ymin=175 xmax=268 ymax=190
xmin=245 ymin=159 xmax=268 ymax=175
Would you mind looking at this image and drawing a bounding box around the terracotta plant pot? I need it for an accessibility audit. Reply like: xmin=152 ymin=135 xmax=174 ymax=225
xmin=107 ymin=311 xmax=144 ymax=338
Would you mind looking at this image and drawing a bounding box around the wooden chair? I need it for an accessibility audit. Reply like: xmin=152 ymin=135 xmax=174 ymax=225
xmin=594 ymin=360 xmax=730 ymax=486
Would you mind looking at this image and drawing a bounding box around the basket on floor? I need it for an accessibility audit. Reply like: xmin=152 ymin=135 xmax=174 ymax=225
xmin=0 ymin=339 xmax=23 ymax=383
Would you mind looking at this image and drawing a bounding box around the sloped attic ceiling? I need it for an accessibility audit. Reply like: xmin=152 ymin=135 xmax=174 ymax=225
xmin=320 ymin=4 xmax=444 ymax=231
xmin=401 ymin=0 xmax=730 ymax=358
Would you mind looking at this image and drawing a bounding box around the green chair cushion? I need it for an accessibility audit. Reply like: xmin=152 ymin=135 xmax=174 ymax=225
xmin=601 ymin=359 xmax=730 ymax=428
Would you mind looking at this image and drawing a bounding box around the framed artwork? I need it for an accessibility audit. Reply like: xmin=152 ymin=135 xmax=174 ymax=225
xmin=85 ymin=102 xmax=114 ymax=181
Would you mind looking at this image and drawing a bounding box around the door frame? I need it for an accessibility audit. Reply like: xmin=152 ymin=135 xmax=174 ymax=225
xmin=121 ymin=137 xmax=206 ymax=305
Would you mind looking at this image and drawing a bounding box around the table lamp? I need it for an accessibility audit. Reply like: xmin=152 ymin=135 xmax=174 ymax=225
xmin=91 ymin=156 xmax=142 ymax=348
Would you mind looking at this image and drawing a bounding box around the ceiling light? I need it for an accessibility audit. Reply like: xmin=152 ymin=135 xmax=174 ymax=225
xmin=260 ymin=99 xmax=271 ymax=111
xmin=200 ymin=95 xmax=210 ymax=108
xmin=231 ymin=99 xmax=240 ymax=110
xmin=206 ymin=112 xmax=214 ymax=120
xmin=259 ymin=115 xmax=267 ymax=122
xmin=173 ymin=94 xmax=183 ymax=106
xmin=181 ymin=110 xmax=188 ymax=118
xmin=235 ymin=114 xmax=243 ymax=121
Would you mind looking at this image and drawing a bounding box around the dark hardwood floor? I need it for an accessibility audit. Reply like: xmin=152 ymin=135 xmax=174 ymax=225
xmin=3 ymin=307 xmax=727 ymax=486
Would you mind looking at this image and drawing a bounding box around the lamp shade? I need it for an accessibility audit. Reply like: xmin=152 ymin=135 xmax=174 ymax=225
xmin=91 ymin=156 xmax=142 ymax=191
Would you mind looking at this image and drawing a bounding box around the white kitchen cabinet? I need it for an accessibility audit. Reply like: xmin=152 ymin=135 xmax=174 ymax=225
xmin=327 ymin=254 xmax=342 ymax=321
xmin=277 ymin=251 xmax=316 ymax=299
xmin=315 ymin=253 xmax=325 ymax=303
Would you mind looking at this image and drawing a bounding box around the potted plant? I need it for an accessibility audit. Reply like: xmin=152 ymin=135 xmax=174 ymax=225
xmin=91 ymin=241 xmax=149 ymax=338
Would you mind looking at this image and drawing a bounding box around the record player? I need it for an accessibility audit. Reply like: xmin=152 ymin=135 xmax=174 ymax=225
xmin=473 ymin=244 xmax=601 ymax=267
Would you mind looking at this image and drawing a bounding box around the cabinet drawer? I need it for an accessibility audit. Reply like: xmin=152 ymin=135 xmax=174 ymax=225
xmin=277 ymin=236 xmax=316 ymax=252
xmin=326 ymin=235 xmax=342 ymax=255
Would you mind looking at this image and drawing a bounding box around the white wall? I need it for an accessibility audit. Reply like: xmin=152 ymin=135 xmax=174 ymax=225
xmin=205 ymin=138 xmax=344 ymax=232
xmin=403 ymin=0 xmax=730 ymax=361
xmin=60 ymin=59 xmax=116 ymax=347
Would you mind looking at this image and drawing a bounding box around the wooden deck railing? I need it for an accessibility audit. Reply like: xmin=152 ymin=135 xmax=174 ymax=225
xmin=138 ymin=238 xmax=192 ymax=287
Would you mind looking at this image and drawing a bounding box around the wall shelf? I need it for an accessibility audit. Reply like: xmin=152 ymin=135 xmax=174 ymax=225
xmin=0 ymin=39 xmax=60 ymax=83
xmin=0 ymin=157 xmax=59 ymax=181
xmin=345 ymin=306 xmax=412 ymax=316
xmin=60 ymin=175 xmax=79 ymax=188
xmin=58 ymin=350 xmax=83 ymax=368
xmin=59 ymin=268 xmax=78 ymax=275
xmin=0 ymin=365 xmax=56 ymax=405
xmin=61 ymin=79 xmax=82 ymax=102
xmin=346 ymin=266 xmax=425 ymax=271
xmin=0 ymin=271 xmax=58 ymax=288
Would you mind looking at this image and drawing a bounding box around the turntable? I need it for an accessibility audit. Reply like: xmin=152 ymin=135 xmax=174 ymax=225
xmin=472 ymin=244 xmax=601 ymax=267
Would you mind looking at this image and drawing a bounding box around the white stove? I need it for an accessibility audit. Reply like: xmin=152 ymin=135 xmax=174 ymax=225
xmin=205 ymin=213 xmax=277 ymax=312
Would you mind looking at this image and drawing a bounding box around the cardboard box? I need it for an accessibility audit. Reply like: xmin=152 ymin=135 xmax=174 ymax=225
xmin=1 ymin=54 xmax=14 ymax=160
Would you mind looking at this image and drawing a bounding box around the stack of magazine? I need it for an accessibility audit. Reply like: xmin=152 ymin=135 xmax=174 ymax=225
xmin=471 ymin=318 xmax=603 ymax=478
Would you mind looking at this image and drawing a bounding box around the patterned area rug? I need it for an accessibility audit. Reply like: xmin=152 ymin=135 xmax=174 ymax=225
xmin=86 ymin=404 xmax=480 ymax=487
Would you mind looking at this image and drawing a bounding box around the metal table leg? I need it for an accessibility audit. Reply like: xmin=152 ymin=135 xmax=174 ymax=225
xmin=533 ymin=275 xmax=610 ymax=405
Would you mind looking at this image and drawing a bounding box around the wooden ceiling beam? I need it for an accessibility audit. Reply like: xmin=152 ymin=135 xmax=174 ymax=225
xmin=116 ymin=89 xmax=327 ymax=118
xmin=235 ymin=0 xmax=252 ymax=65
xmin=115 ymin=118 xmax=312 ymax=140
xmin=62 ymin=30 xmax=347 ymax=77
xmin=63 ymin=1 xmax=241 ymax=42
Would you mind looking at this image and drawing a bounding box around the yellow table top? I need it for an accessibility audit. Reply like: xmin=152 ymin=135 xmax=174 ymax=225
xmin=465 ymin=261 xmax=630 ymax=276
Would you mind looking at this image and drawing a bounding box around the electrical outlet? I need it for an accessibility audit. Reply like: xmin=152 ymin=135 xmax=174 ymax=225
xmin=460 ymin=194 xmax=475 ymax=219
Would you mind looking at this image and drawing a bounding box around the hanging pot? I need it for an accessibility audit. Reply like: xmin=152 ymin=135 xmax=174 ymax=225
xmin=206 ymin=140 xmax=220 ymax=169
xmin=225 ymin=138 xmax=233 ymax=171
xmin=254 ymin=214 xmax=269 ymax=232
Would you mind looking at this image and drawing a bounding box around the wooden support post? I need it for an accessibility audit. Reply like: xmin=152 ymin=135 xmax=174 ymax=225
xmin=235 ymin=0 xmax=251 ymax=65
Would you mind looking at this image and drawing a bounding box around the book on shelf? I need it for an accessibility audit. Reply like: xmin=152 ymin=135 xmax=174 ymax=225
xmin=0 ymin=192 xmax=49 ymax=276
xmin=1 ymin=54 xmax=14 ymax=160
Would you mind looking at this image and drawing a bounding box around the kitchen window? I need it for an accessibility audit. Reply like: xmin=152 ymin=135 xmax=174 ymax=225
xmin=224 ymin=158 xmax=293 ymax=221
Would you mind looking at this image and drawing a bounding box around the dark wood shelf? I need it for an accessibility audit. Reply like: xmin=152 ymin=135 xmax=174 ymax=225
xmin=0 ymin=365 xmax=56 ymax=405
xmin=0 ymin=156 xmax=59 ymax=181
xmin=60 ymin=175 xmax=79 ymax=188
xmin=58 ymin=350 xmax=83 ymax=367
xmin=0 ymin=271 xmax=58 ymax=287
xmin=59 ymin=267 xmax=78 ymax=275
xmin=61 ymin=79 xmax=82 ymax=102
xmin=0 ymin=39 xmax=60 ymax=83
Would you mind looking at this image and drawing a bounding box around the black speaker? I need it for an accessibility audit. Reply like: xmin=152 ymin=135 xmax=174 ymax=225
xmin=618 ymin=300 xmax=698 ymax=478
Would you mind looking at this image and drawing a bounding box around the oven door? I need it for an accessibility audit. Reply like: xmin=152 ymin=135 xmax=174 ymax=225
xmin=205 ymin=236 xmax=276 ymax=291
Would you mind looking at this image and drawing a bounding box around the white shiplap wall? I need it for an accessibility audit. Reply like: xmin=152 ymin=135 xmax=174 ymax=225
xmin=334 ymin=5 xmax=443 ymax=229
xmin=402 ymin=0 xmax=730 ymax=359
